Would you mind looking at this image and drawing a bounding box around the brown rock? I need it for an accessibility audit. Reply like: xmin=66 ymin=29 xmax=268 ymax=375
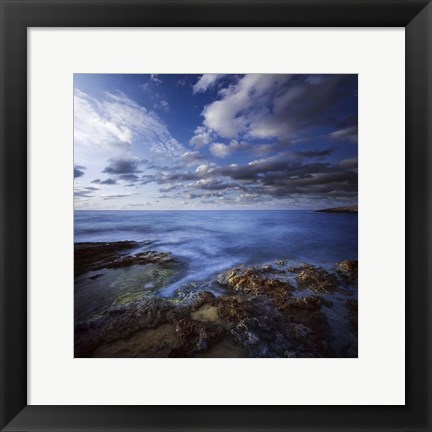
xmin=289 ymin=264 xmax=340 ymax=293
xmin=335 ymin=260 xmax=358 ymax=287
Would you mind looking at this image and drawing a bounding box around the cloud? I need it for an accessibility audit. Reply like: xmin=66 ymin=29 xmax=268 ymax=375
xmin=101 ymin=178 xmax=117 ymax=185
xmin=200 ymin=74 xmax=357 ymax=141
xmin=74 ymin=185 xmax=98 ymax=199
xmin=296 ymin=149 xmax=334 ymax=159
xmin=103 ymin=156 xmax=142 ymax=174
xmin=181 ymin=151 xmax=204 ymax=164
xmin=193 ymin=74 xmax=224 ymax=94
xmin=102 ymin=193 xmax=136 ymax=200
xmin=74 ymin=90 xmax=185 ymax=158
xmin=74 ymin=90 xmax=132 ymax=152
xmin=74 ymin=165 xmax=86 ymax=178
xmin=329 ymin=126 xmax=358 ymax=143
xmin=210 ymin=140 xmax=252 ymax=158
xmin=154 ymin=99 xmax=170 ymax=112
xmin=339 ymin=158 xmax=358 ymax=169
xmin=150 ymin=74 xmax=162 ymax=84
xmin=137 ymin=149 xmax=357 ymax=204
xmin=202 ymin=74 xmax=291 ymax=139
xmin=189 ymin=126 xmax=214 ymax=148
xmin=74 ymin=74 xmax=357 ymax=209
xmin=118 ymin=174 xmax=140 ymax=182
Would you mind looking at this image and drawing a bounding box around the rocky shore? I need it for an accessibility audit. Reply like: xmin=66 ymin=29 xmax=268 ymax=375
xmin=74 ymin=242 xmax=358 ymax=358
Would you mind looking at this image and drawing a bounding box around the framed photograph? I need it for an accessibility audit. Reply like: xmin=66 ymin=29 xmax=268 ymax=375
xmin=1 ymin=0 xmax=431 ymax=431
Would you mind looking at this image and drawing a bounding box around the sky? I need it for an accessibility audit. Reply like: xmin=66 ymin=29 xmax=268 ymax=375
xmin=74 ymin=74 xmax=358 ymax=210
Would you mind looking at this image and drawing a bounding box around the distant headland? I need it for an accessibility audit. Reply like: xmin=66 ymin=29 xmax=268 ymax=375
xmin=316 ymin=205 xmax=358 ymax=214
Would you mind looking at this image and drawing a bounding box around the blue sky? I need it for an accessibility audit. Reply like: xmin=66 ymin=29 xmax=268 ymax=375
xmin=74 ymin=74 xmax=358 ymax=210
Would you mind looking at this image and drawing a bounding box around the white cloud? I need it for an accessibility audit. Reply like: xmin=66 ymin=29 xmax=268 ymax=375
xmin=74 ymin=90 xmax=185 ymax=158
xmin=195 ymin=163 xmax=216 ymax=175
xmin=74 ymin=90 xmax=132 ymax=152
xmin=192 ymin=74 xmax=224 ymax=94
xmin=154 ymin=99 xmax=170 ymax=112
xmin=150 ymin=74 xmax=162 ymax=84
xmin=181 ymin=151 xmax=203 ymax=164
xmin=209 ymin=143 xmax=231 ymax=158
xmin=202 ymin=74 xmax=292 ymax=139
xmin=189 ymin=126 xmax=214 ymax=148
xmin=209 ymin=140 xmax=251 ymax=158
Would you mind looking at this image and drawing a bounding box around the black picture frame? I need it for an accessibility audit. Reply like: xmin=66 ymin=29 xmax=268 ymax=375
xmin=1 ymin=0 xmax=431 ymax=431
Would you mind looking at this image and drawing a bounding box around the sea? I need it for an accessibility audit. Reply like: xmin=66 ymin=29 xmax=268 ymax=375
xmin=75 ymin=209 xmax=357 ymax=286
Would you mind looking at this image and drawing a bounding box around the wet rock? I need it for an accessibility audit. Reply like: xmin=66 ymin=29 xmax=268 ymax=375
xmin=171 ymin=318 xmax=225 ymax=357
xmin=292 ymin=323 xmax=312 ymax=338
xmin=76 ymin=258 xmax=356 ymax=358
xmin=218 ymin=266 xmax=294 ymax=305
xmin=335 ymin=260 xmax=358 ymax=287
xmin=104 ymin=251 xmax=175 ymax=269
xmin=75 ymin=290 xmax=216 ymax=357
xmin=345 ymin=299 xmax=358 ymax=334
xmin=289 ymin=264 xmax=340 ymax=294
xmin=191 ymin=304 xmax=220 ymax=323
xmin=74 ymin=241 xmax=176 ymax=276
xmin=92 ymin=323 xmax=181 ymax=358
xmin=198 ymin=336 xmax=246 ymax=358
xmin=279 ymin=296 xmax=334 ymax=357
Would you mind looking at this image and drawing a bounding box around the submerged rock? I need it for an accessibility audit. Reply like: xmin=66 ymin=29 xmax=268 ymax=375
xmin=74 ymin=241 xmax=176 ymax=276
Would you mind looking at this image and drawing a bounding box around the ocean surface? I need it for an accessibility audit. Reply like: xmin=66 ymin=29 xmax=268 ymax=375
xmin=75 ymin=210 xmax=357 ymax=296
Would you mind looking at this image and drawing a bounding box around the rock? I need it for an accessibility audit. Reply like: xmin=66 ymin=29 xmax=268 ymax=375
xmin=278 ymin=296 xmax=334 ymax=357
xmin=316 ymin=205 xmax=358 ymax=214
xmin=289 ymin=264 xmax=340 ymax=294
xmin=191 ymin=304 xmax=220 ymax=323
xmin=74 ymin=290 xmax=217 ymax=357
xmin=335 ymin=260 xmax=358 ymax=287
xmin=171 ymin=318 xmax=225 ymax=357
xmin=345 ymin=299 xmax=358 ymax=334
xmin=218 ymin=266 xmax=294 ymax=304
xmin=292 ymin=323 xmax=312 ymax=338
xmin=74 ymin=241 xmax=176 ymax=276
xmin=76 ymin=258 xmax=355 ymax=358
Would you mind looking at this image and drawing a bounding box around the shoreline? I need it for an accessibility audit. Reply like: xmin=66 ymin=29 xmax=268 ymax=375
xmin=74 ymin=241 xmax=358 ymax=358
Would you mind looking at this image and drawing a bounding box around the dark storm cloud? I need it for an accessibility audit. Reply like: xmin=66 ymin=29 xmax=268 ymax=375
xmin=101 ymin=178 xmax=117 ymax=185
xmin=138 ymin=152 xmax=357 ymax=204
xmin=103 ymin=157 xmax=142 ymax=175
xmin=260 ymin=74 xmax=357 ymax=138
xmin=119 ymin=174 xmax=139 ymax=182
xmin=74 ymin=165 xmax=86 ymax=178
xmin=296 ymin=149 xmax=334 ymax=159
xmin=74 ymin=186 xmax=98 ymax=198
xmin=91 ymin=178 xmax=117 ymax=185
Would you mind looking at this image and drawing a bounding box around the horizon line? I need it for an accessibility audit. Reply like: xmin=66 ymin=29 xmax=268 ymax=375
xmin=74 ymin=208 xmax=357 ymax=212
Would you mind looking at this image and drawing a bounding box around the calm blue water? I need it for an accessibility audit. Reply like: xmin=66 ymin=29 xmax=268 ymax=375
xmin=75 ymin=210 xmax=357 ymax=293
